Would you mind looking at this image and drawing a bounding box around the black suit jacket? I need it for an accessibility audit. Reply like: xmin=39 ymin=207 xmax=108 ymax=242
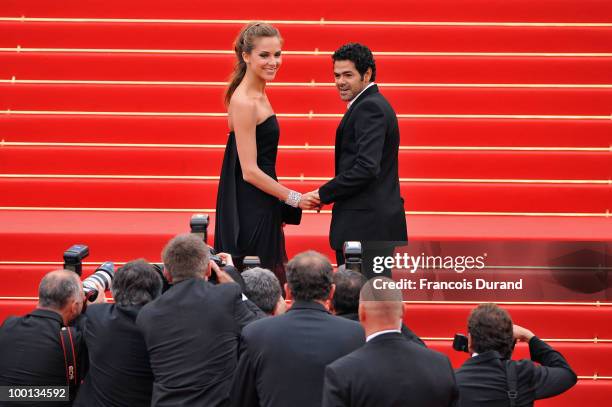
xmin=322 ymin=332 xmax=459 ymax=407
xmin=0 ymin=309 xmax=86 ymax=407
xmin=230 ymin=301 xmax=365 ymax=407
xmin=319 ymin=84 xmax=407 ymax=250
xmin=74 ymin=303 xmax=153 ymax=407
xmin=136 ymin=278 xmax=262 ymax=407
xmin=455 ymin=337 xmax=577 ymax=406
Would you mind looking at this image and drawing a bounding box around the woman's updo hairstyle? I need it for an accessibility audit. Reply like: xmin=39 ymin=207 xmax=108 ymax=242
xmin=225 ymin=22 xmax=282 ymax=106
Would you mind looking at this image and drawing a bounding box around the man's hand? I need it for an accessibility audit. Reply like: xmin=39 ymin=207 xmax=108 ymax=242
xmin=298 ymin=190 xmax=321 ymax=210
xmin=513 ymin=324 xmax=535 ymax=342
xmin=217 ymin=252 xmax=234 ymax=267
xmin=88 ymin=281 xmax=107 ymax=304
xmin=299 ymin=190 xmax=322 ymax=210
xmin=210 ymin=260 xmax=235 ymax=284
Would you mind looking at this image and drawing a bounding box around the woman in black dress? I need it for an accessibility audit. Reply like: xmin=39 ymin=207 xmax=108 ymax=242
xmin=214 ymin=22 xmax=319 ymax=284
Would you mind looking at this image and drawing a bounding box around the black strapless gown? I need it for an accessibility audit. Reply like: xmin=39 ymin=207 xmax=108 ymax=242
xmin=214 ymin=115 xmax=287 ymax=283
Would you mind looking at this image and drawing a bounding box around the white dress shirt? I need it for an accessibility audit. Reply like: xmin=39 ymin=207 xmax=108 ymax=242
xmin=347 ymin=82 xmax=376 ymax=109
xmin=366 ymin=327 xmax=402 ymax=342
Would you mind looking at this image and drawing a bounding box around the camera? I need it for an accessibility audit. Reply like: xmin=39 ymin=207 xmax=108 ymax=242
xmin=152 ymin=263 xmax=172 ymax=294
xmin=243 ymin=256 xmax=261 ymax=270
xmin=452 ymin=333 xmax=469 ymax=353
xmin=343 ymin=241 xmax=363 ymax=274
xmin=63 ymin=244 xmax=114 ymax=302
xmin=63 ymin=244 xmax=89 ymax=276
xmin=190 ymin=213 xmax=210 ymax=243
xmin=83 ymin=262 xmax=115 ymax=302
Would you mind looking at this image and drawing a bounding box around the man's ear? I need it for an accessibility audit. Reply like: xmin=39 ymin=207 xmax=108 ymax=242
xmin=284 ymin=283 xmax=293 ymax=301
xmin=363 ymin=67 xmax=372 ymax=83
xmin=358 ymin=302 xmax=366 ymax=324
xmin=204 ymin=261 xmax=212 ymax=280
xmin=163 ymin=268 xmax=173 ymax=284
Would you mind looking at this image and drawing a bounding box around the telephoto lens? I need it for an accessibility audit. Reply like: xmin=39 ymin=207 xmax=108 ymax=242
xmin=83 ymin=261 xmax=115 ymax=302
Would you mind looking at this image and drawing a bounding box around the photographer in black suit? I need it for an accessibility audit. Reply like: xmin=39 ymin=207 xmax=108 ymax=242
xmin=0 ymin=270 xmax=101 ymax=406
xmin=136 ymin=234 xmax=263 ymax=407
xmin=322 ymin=277 xmax=458 ymax=407
xmin=455 ymin=303 xmax=577 ymax=407
xmin=312 ymin=43 xmax=408 ymax=279
xmin=230 ymin=251 xmax=365 ymax=407
xmin=74 ymin=259 xmax=162 ymax=407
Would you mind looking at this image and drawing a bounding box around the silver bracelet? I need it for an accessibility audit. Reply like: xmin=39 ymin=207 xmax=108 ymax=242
xmin=285 ymin=190 xmax=302 ymax=208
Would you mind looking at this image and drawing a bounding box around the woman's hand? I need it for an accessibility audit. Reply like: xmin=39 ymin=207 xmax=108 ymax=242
xmin=298 ymin=191 xmax=321 ymax=210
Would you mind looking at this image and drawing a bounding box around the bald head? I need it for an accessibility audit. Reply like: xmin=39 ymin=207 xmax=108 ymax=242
xmin=359 ymin=277 xmax=403 ymax=333
xmin=38 ymin=270 xmax=82 ymax=310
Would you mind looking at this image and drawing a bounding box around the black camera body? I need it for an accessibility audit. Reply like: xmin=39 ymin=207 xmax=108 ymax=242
xmin=243 ymin=256 xmax=261 ymax=270
xmin=453 ymin=333 xmax=469 ymax=353
xmin=343 ymin=241 xmax=363 ymax=274
xmin=152 ymin=263 xmax=172 ymax=294
xmin=190 ymin=214 xmax=210 ymax=243
xmin=63 ymin=244 xmax=89 ymax=276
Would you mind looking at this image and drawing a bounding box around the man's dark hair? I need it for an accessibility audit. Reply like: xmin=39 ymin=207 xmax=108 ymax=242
xmin=38 ymin=270 xmax=82 ymax=309
xmin=286 ymin=251 xmax=333 ymax=302
xmin=242 ymin=267 xmax=282 ymax=315
xmin=112 ymin=259 xmax=163 ymax=307
xmin=332 ymin=269 xmax=367 ymax=315
xmin=162 ymin=234 xmax=210 ymax=281
xmin=468 ymin=303 xmax=515 ymax=359
xmin=332 ymin=42 xmax=377 ymax=82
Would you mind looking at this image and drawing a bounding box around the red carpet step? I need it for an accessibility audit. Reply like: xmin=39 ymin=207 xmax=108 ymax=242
xmin=3 ymin=53 xmax=612 ymax=84
xmin=3 ymin=84 xmax=612 ymax=116
xmin=2 ymin=115 xmax=611 ymax=147
xmin=2 ymin=0 xmax=611 ymax=22
xmin=3 ymin=22 xmax=612 ymax=53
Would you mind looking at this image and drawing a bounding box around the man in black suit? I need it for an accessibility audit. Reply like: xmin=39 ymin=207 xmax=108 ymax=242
xmin=312 ymin=43 xmax=407 ymax=279
xmin=322 ymin=277 xmax=459 ymax=407
xmin=136 ymin=234 xmax=263 ymax=407
xmin=230 ymin=251 xmax=365 ymax=407
xmin=455 ymin=303 xmax=577 ymax=406
xmin=332 ymin=267 xmax=426 ymax=347
xmin=75 ymin=259 xmax=163 ymax=407
xmin=0 ymin=270 xmax=96 ymax=406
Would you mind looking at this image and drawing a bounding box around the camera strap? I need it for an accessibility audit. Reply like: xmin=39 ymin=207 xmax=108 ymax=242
xmin=505 ymin=360 xmax=519 ymax=407
xmin=59 ymin=326 xmax=78 ymax=387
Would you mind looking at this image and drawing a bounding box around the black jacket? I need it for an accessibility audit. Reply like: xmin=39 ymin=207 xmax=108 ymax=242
xmin=230 ymin=301 xmax=365 ymax=407
xmin=319 ymin=84 xmax=407 ymax=250
xmin=322 ymin=332 xmax=459 ymax=407
xmin=136 ymin=278 xmax=262 ymax=407
xmin=74 ymin=303 xmax=153 ymax=407
xmin=455 ymin=337 xmax=577 ymax=406
xmin=0 ymin=309 xmax=86 ymax=407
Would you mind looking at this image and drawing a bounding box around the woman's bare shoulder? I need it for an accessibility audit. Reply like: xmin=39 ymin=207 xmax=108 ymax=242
xmin=228 ymin=93 xmax=258 ymax=130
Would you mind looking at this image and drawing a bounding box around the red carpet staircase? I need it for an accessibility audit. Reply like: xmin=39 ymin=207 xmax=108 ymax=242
xmin=1 ymin=1 xmax=611 ymax=404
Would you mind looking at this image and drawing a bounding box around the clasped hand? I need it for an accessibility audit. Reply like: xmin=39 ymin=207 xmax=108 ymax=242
xmin=299 ymin=190 xmax=322 ymax=211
